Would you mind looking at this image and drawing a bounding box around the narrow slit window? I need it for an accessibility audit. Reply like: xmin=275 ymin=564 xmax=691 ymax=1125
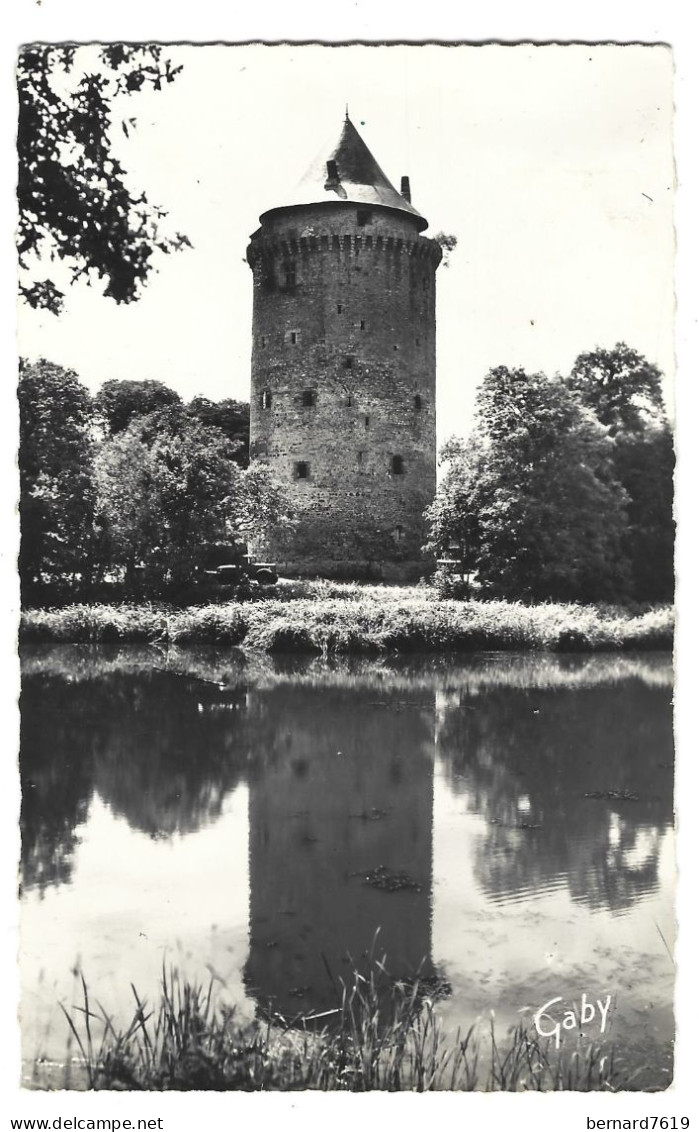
xmin=346 ymin=395 xmax=353 ymax=407
xmin=260 ymin=389 xmax=272 ymax=410
xmin=295 ymin=461 xmax=310 ymax=480
xmin=283 ymin=260 xmax=297 ymax=288
xmin=391 ymin=454 xmax=405 ymax=475
xmin=345 ymin=356 xmax=354 ymax=369
xmin=290 ymin=331 xmax=297 ymax=345
xmin=360 ymin=319 xmax=366 ymax=330
xmin=414 ymin=394 xmax=423 ymax=410
xmin=364 ymin=415 xmax=370 ymax=428
xmin=302 ymin=389 xmax=316 ymax=407
xmin=337 ymin=303 xmax=343 ymax=314
xmin=357 ymin=450 xmax=364 ymax=464
xmin=415 ymin=337 xmax=421 ymax=346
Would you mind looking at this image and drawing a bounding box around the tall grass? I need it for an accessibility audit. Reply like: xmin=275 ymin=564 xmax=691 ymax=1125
xmin=20 ymin=589 xmax=674 ymax=653
xmin=56 ymin=965 xmax=627 ymax=1092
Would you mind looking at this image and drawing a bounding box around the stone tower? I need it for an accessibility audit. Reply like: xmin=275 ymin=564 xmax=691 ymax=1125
xmin=246 ymin=114 xmax=442 ymax=581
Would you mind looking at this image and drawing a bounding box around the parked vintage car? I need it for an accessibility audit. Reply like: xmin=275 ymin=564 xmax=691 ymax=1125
xmin=197 ymin=542 xmax=278 ymax=594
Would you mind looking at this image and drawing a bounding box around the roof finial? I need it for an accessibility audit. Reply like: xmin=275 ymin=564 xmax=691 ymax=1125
xmin=345 ymin=102 xmax=349 ymax=122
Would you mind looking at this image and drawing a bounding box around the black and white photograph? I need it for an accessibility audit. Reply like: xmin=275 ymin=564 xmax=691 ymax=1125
xmin=6 ymin=20 xmax=694 ymax=1117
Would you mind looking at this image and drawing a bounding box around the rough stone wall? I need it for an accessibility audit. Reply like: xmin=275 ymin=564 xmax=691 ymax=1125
xmin=247 ymin=203 xmax=441 ymax=580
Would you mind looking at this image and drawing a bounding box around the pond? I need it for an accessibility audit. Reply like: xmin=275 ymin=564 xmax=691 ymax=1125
xmin=19 ymin=645 xmax=675 ymax=1089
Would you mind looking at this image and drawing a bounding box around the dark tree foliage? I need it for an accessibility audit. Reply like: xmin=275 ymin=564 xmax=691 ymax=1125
xmin=429 ymin=346 xmax=674 ymax=604
xmin=567 ymin=344 xmax=675 ymax=601
xmin=17 ymin=43 xmax=190 ymax=314
xmin=187 ymin=395 xmax=250 ymax=467
xmin=566 ymin=343 xmax=665 ymax=437
xmin=424 ymin=437 xmax=484 ymax=589
xmin=474 ymin=367 xmax=630 ymax=602
xmin=94 ymin=378 xmax=183 ymax=436
xmin=18 ymin=359 xmax=98 ymax=604
xmin=614 ymin=427 xmax=675 ymax=602
xmin=94 ymin=403 xmax=291 ymax=598
xmin=427 ymin=367 xmax=631 ymax=603
xmin=95 ymin=404 xmax=242 ymax=595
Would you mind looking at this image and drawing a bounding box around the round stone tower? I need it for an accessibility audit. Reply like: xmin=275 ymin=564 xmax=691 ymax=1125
xmin=246 ymin=114 xmax=442 ymax=581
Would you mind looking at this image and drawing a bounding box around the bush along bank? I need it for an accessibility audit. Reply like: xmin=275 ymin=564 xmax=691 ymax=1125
xmin=19 ymin=589 xmax=674 ymax=653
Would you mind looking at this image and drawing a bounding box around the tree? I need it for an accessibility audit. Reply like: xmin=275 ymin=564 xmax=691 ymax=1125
xmin=433 ymin=232 xmax=458 ymax=266
xmin=187 ymin=396 xmax=250 ymax=467
xmin=95 ymin=378 xmax=183 ymax=437
xmin=427 ymin=367 xmax=631 ymax=602
xmin=567 ymin=344 xmax=674 ymax=600
xmin=17 ymin=44 xmax=190 ymax=314
xmin=566 ymin=343 xmax=665 ymax=436
xmin=95 ymin=405 xmax=292 ymax=595
xmin=614 ymin=425 xmax=674 ymax=601
xmin=423 ymin=437 xmax=483 ymax=586
xmin=18 ymin=359 xmax=98 ymax=602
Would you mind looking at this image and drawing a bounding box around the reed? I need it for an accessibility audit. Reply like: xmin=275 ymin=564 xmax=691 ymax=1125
xmin=55 ymin=964 xmax=628 ymax=1092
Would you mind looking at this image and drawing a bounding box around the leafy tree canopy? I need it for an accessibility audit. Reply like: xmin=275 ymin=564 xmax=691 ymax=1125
xmin=95 ymin=404 xmax=292 ymax=595
xmin=567 ymin=343 xmax=674 ymax=600
xmin=95 ymin=378 xmax=183 ymax=436
xmin=18 ymin=358 xmax=98 ymax=598
xmin=565 ymin=343 xmax=665 ymax=436
xmin=428 ymin=367 xmax=631 ymax=602
xmin=18 ymin=44 xmax=190 ymax=315
xmin=187 ymin=395 xmax=250 ymax=467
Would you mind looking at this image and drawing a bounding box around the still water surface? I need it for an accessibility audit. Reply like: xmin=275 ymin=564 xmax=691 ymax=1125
xmin=19 ymin=646 xmax=675 ymax=1087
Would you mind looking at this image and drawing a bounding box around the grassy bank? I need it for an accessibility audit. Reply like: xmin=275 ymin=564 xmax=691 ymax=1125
xmin=58 ymin=967 xmax=626 ymax=1092
xmin=20 ymin=583 xmax=674 ymax=653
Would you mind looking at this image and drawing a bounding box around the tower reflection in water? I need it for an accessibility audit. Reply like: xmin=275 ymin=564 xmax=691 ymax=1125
xmin=243 ymin=683 xmax=436 ymax=1022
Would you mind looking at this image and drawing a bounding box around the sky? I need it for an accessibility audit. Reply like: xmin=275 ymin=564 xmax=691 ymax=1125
xmin=17 ymin=42 xmax=676 ymax=443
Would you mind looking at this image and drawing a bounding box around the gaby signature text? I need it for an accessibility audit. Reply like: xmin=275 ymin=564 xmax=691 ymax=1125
xmin=533 ymin=993 xmax=613 ymax=1049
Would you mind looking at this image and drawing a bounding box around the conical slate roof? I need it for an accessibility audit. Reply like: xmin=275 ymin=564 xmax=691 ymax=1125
xmin=260 ymin=115 xmax=428 ymax=231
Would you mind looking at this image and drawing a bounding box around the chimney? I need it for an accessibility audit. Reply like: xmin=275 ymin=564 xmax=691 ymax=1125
xmin=400 ymin=175 xmax=411 ymax=203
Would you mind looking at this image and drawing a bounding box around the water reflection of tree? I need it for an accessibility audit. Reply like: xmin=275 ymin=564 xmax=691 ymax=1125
xmin=20 ymin=668 xmax=251 ymax=894
xmin=436 ymin=681 xmax=673 ymax=913
xmin=91 ymin=674 xmax=249 ymax=838
xmin=20 ymin=675 xmax=98 ymax=894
